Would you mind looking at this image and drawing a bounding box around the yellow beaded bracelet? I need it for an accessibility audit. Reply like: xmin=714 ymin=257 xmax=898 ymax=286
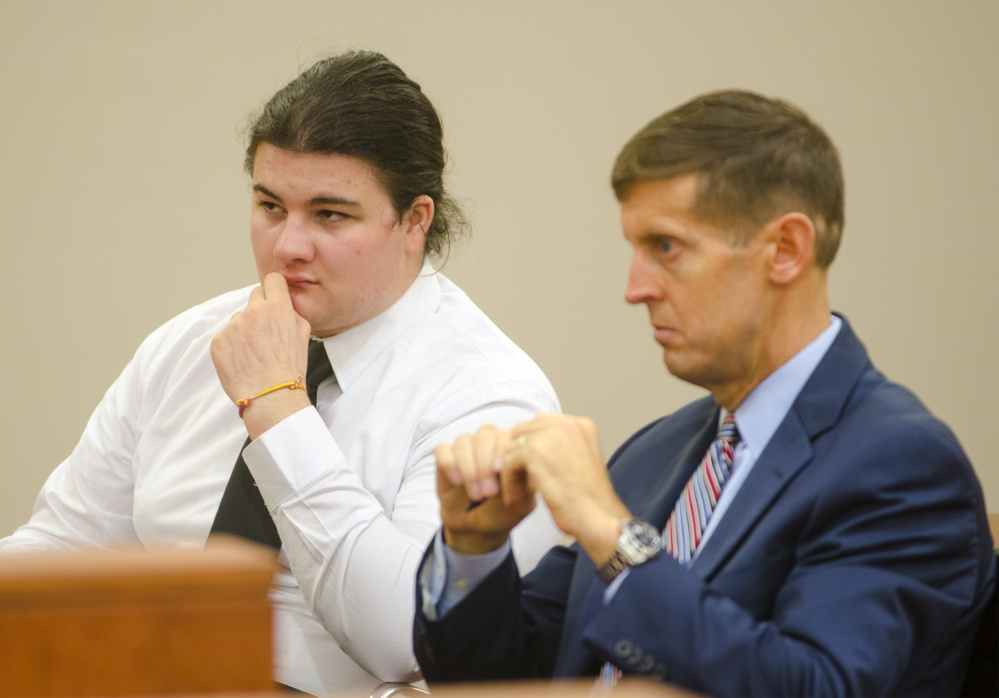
xmin=236 ymin=377 xmax=305 ymax=418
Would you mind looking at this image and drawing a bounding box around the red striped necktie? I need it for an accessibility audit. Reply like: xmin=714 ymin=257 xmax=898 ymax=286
xmin=664 ymin=413 xmax=740 ymax=564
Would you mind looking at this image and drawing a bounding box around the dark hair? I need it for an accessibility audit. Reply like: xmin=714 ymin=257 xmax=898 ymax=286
xmin=245 ymin=50 xmax=466 ymax=260
xmin=612 ymin=90 xmax=844 ymax=268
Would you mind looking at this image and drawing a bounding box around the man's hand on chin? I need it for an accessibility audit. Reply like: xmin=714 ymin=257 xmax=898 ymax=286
xmin=211 ymin=272 xmax=313 ymax=439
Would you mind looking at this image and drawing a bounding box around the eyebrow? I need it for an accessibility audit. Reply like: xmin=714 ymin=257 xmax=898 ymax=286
xmin=252 ymin=184 xmax=360 ymax=208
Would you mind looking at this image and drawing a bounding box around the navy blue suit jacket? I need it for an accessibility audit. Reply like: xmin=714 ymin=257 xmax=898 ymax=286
xmin=414 ymin=318 xmax=996 ymax=697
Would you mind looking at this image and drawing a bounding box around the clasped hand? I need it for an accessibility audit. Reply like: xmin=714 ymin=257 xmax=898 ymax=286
xmin=210 ymin=273 xmax=312 ymax=439
xmin=435 ymin=414 xmax=631 ymax=564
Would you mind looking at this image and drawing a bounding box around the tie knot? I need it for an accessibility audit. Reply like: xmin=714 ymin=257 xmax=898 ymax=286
xmin=718 ymin=413 xmax=739 ymax=444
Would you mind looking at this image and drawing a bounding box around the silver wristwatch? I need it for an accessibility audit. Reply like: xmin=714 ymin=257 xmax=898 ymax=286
xmin=596 ymin=517 xmax=663 ymax=584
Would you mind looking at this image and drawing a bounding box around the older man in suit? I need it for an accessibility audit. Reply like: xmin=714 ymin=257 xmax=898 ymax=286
xmin=411 ymin=90 xmax=996 ymax=697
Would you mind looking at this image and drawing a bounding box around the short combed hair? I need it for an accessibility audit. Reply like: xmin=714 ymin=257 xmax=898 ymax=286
xmin=245 ymin=50 xmax=466 ymax=260
xmin=612 ymin=90 xmax=845 ymax=268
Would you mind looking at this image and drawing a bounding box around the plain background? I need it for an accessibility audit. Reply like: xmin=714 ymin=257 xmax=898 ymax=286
xmin=1 ymin=1 xmax=996 ymax=538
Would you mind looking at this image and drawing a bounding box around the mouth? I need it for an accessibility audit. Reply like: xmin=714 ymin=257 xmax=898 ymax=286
xmin=282 ymin=274 xmax=318 ymax=287
xmin=652 ymin=325 xmax=676 ymax=343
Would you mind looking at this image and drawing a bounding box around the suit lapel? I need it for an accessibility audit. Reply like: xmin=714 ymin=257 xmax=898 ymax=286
xmin=690 ymin=411 xmax=813 ymax=578
xmin=690 ymin=316 xmax=873 ymax=579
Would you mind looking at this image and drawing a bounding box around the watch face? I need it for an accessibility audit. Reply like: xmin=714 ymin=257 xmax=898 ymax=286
xmin=621 ymin=518 xmax=662 ymax=562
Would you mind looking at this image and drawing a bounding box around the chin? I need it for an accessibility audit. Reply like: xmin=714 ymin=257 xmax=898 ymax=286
xmin=307 ymin=311 xmax=352 ymax=338
xmin=289 ymin=300 xmax=310 ymax=321
xmin=661 ymin=354 xmax=695 ymax=382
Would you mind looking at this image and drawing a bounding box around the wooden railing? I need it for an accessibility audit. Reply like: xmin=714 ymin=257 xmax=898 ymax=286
xmin=0 ymin=536 xmax=276 ymax=697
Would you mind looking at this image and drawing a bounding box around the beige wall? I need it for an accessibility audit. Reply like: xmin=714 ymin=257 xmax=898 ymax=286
xmin=1 ymin=0 xmax=996 ymax=538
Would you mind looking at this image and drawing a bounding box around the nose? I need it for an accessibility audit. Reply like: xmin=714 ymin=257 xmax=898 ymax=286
xmin=624 ymin=249 xmax=661 ymax=305
xmin=273 ymin=214 xmax=316 ymax=264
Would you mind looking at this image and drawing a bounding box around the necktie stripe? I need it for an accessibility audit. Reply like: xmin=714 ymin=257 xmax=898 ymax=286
xmin=691 ymin=484 xmax=707 ymax=531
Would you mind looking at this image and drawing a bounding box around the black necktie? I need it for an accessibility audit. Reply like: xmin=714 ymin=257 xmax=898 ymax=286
xmin=210 ymin=339 xmax=335 ymax=549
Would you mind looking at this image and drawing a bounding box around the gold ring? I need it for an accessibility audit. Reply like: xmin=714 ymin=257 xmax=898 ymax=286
xmin=514 ymin=434 xmax=529 ymax=449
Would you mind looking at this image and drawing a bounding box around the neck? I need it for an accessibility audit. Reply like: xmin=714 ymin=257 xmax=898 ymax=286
xmin=714 ymin=282 xmax=831 ymax=411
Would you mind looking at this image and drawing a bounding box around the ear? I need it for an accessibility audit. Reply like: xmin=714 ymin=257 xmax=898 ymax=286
xmin=766 ymin=212 xmax=816 ymax=285
xmin=403 ymin=195 xmax=434 ymax=255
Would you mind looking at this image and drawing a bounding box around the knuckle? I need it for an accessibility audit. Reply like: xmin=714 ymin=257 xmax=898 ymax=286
xmin=209 ymin=332 xmax=226 ymax=353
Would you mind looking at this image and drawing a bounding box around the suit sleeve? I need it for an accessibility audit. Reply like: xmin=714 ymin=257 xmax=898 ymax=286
xmin=412 ymin=418 xmax=671 ymax=683
xmin=414 ymin=541 xmax=578 ymax=682
xmin=580 ymin=409 xmax=995 ymax=698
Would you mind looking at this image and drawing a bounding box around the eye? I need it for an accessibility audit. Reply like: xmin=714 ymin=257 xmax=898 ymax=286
xmin=317 ymin=210 xmax=347 ymax=222
xmin=651 ymin=236 xmax=681 ymax=262
xmin=258 ymin=200 xmax=281 ymax=213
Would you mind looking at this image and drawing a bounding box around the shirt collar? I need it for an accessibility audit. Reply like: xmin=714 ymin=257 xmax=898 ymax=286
xmin=312 ymin=260 xmax=442 ymax=393
xmin=727 ymin=315 xmax=842 ymax=462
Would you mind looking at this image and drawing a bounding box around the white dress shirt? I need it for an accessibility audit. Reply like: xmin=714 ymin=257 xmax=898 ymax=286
xmin=0 ymin=263 xmax=562 ymax=695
